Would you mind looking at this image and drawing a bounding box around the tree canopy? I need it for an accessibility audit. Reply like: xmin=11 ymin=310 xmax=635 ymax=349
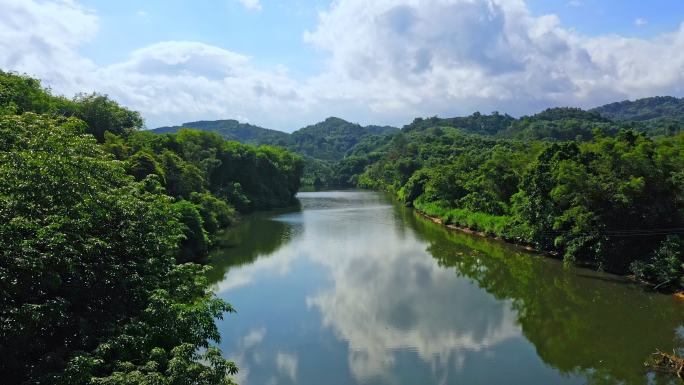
xmin=0 ymin=70 xmax=305 ymax=385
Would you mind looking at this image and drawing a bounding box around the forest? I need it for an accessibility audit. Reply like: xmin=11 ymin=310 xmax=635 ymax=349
xmin=161 ymin=101 xmax=684 ymax=291
xmin=357 ymin=123 xmax=684 ymax=289
xmin=3 ymin=67 xmax=684 ymax=385
xmin=0 ymin=70 xmax=302 ymax=385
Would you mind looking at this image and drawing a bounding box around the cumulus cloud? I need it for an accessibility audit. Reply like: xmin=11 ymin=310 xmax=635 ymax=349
xmin=92 ymin=41 xmax=309 ymax=128
xmin=275 ymin=352 xmax=298 ymax=382
xmin=236 ymin=0 xmax=262 ymax=11
xmin=241 ymin=327 xmax=266 ymax=349
xmin=304 ymin=0 xmax=684 ymax=118
xmin=0 ymin=0 xmax=97 ymax=95
xmin=0 ymin=0 xmax=683 ymax=130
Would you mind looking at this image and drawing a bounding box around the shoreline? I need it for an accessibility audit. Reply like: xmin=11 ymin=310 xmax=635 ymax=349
xmin=413 ymin=208 xmax=684 ymax=300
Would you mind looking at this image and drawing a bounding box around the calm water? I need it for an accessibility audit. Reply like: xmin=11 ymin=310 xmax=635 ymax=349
xmin=208 ymin=191 xmax=684 ymax=385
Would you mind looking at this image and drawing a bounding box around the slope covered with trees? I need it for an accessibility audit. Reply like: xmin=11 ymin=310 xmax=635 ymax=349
xmin=288 ymin=117 xmax=397 ymax=161
xmin=153 ymin=119 xmax=291 ymax=147
xmin=155 ymin=117 xmax=398 ymax=163
xmin=353 ymin=122 xmax=684 ymax=290
xmin=154 ymin=116 xmax=398 ymax=188
xmin=592 ymin=96 xmax=684 ymax=122
xmin=0 ymin=70 xmax=303 ymax=385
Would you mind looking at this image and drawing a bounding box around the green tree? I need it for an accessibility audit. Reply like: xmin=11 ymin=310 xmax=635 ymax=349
xmin=0 ymin=113 xmax=236 ymax=384
xmin=74 ymin=93 xmax=143 ymax=142
xmin=174 ymin=200 xmax=210 ymax=263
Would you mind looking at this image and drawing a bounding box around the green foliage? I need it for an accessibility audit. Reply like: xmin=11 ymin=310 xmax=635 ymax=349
xmin=414 ymin=199 xmax=513 ymax=237
xmin=153 ymin=119 xmax=291 ymax=146
xmin=404 ymin=111 xmax=515 ymax=136
xmin=159 ymin=150 xmax=205 ymax=199
xmin=0 ymin=70 xmax=78 ymax=116
xmin=153 ymin=117 xmax=397 ymax=187
xmin=299 ymin=157 xmax=335 ymax=189
xmin=190 ymin=192 xmax=236 ymax=235
xmin=0 ymin=71 xmax=143 ymax=141
xmin=127 ymin=150 xmax=166 ymax=182
xmin=73 ymin=93 xmax=143 ymax=142
xmin=355 ymin=114 xmax=684 ymax=287
xmin=631 ymin=235 xmax=684 ymax=290
xmin=593 ymin=96 xmax=684 ymax=122
xmin=103 ymin=128 xmax=303 ymax=214
xmin=289 ymin=117 xmax=397 ymax=162
xmin=0 ymin=113 xmax=236 ymax=384
xmin=503 ymin=108 xmax=616 ymax=141
xmin=173 ymin=200 xmax=210 ymax=263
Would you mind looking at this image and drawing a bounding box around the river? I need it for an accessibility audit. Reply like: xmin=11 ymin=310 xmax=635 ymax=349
xmin=208 ymin=191 xmax=684 ymax=385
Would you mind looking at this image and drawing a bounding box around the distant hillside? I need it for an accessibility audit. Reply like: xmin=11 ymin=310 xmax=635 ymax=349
xmin=152 ymin=117 xmax=399 ymax=162
xmin=592 ymin=96 xmax=684 ymax=122
xmin=152 ymin=117 xmax=400 ymax=188
xmin=152 ymin=120 xmax=291 ymax=146
xmin=500 ymin=107 xmax=618 ymax=141
xmin=402 ymin=103 xmax=682 ymax=141
xmin=290 ymin=117 xmax=398 ymax=161
xmin=151 ymin=98 xmax=683 ymax=188
xmin=403 ymin=112 xmax=515 ymax=136
xmin=589 ymin=97 xmax=684 ymax=136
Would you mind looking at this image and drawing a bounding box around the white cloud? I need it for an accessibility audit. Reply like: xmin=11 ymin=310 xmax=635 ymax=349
xmin=136 ymin=10 xmax=148 ymax=17
xmin=94 ymin=41 xmax=308 ymax=127
xmin=230 ymin=327 xmax=268 ymax=385
xmin=635 ymin=18 xmax=648 ymax=27
xmin=303 ymin=0 xmax=684 ymax=118
xmin=236 ymin=0 xmax=262 ymax=11
xmin=241 ymin=327 xmax=266 ymax=348
xmin=275 ymin=352 xmax=298 ymax=383
xmin=1 ymin=0 xmax=683 ymax=130
xmin=0 ymin=0 xmax=97 ymax=95
xmin=298 ymin=198 xmax=521 ymax=381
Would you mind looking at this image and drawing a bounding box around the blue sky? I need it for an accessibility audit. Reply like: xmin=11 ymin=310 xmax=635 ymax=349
xmin=1 ymin=0 xmax=684 ymax=130
xmin=78 ymin=0 xmax=328 ymax=78
xmin=528 ymin=0 xmax=684 ymax=36
xmin=79 ymin=0 xmax=684 ymax=77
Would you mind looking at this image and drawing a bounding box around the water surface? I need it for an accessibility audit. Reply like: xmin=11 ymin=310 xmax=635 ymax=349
xmin=209 ymin=191 xmax=684 ymax=385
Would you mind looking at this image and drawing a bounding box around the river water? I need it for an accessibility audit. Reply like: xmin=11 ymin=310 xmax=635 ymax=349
xmin=208 ymin=191 xmax=684 ymax=385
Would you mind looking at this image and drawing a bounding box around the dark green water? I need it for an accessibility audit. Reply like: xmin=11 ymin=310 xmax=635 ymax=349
xmin=209 ymin=191 xmax=684 ymax=385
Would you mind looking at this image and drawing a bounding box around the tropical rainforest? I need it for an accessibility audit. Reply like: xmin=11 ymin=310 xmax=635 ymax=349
xmin=158 ymin=100 xmax=684 ymax=292
xmin=0 ymin=70 xmax=302 ymax=385
xmin=2 ymin=67 xmax=684 ymax=385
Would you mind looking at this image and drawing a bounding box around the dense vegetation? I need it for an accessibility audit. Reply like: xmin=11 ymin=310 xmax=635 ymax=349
xmin=154 ymin=117 xmax=397 ymax=188
xmin=154 ymin=117 xmax=397 ymax=162
xmin=152 ymin=95 xmax=684 ymax=290
xmin=3 ymin=66 xmax=684 ymax=383
xmin=592 ymin=96 xmax=684 ymax=122
xmin=355 ymin=123 xmax=684 ymax=290
xmin=154 ymin=119 xmax=291 ymax=147
xmin=0 ymin=70 xmax=303 ymax=385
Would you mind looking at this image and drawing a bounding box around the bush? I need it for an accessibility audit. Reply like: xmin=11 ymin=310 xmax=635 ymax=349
xmin=190 ymin=192 xmax=236 ymax=235
xmin=0 ymin=113 xmax=235 ymax=384
xmin=631 ymin=235 xmax=684 ymax=290
xmin=173 ymin=200 xmax=210 ymax=263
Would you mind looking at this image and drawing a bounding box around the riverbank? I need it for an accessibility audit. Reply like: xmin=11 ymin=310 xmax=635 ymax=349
xmin=209 ymin=190 xmax=684 ymax=385
xmin=414 ymin=207 xmax=684 ymax=299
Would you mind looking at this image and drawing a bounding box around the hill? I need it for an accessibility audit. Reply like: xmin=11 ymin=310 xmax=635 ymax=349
xmin=592 ymin=96 xmax=684 ymax=122
xmin=153 ymin=117 xmax=399 ymax=162
xmin=404 ymin=112 xmax=515 ymax=136
xmin=152 ymin=119 xmax=291 ymax=146
xmin=153 ymin=117 xmax=400 ymax=188
xmin=290 ymin=117 xmax=398 ymax=161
